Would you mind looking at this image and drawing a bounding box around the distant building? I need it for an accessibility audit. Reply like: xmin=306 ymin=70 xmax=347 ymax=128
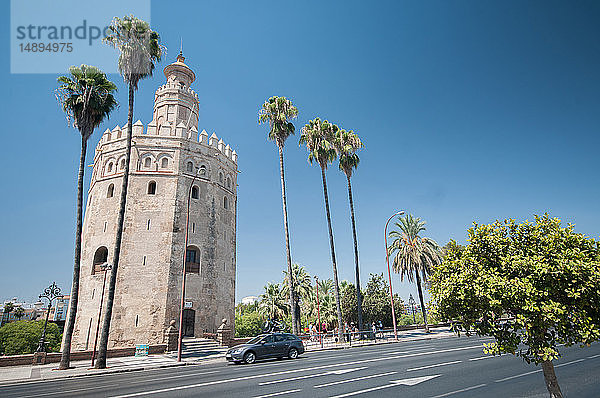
xmin=241 ymin=296 xmax=258 ymax=305
xmin=50 ymin=295 xmax=70 ymax=321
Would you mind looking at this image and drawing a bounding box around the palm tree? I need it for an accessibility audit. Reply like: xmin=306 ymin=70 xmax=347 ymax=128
xmin=2 ymin=302 xmax=14 ymax=326
xmin=13 ymin=307 xmax=25 ymax=321
xmin=335 ymin=129 xmax=364 ymax=331
xmin=300 ymin=118 xmax=344 ymax=342
xmin=96 ymin=15 xmax=163 ymax=369
xmin=258 ymin=96 xmax=299 ymax=334
xmin=318 ymin=278 xmax=334 ymax=296
xmin=387 ymin=214 xmax=442 ymax=332
xmin=56 ymin=65 xmax=117 ymax=370
xmin=282 ymin=264 xmax=312 ymax=332
xmin=259 ymin=283 xmax=288 ymax=322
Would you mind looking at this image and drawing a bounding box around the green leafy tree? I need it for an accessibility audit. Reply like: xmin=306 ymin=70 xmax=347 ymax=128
xmin=335 ymin=129 xmax=365 ymax=331
xmin=259 ymin=96 xmax=299 ymax=334
xmin=56 ymin=64 xmax=118 ymax=370
xmin=361 ymin=273 xmax=404 ymax=327
xmin=0 ymin=321 xmax=62 ymax=355
xmin=300 ymin=118 xmax=344 ymax=342
xmin=259 ymin=283 xmax=288 ymax=321
xmin=388 ymin=214 xmax=441 ymax=332
xmin=430 ymin=215 xmax=600 ymax=398
xmin=96 ymin=15 xmax=163 ymax=369
xmin=282 ymin=264 xmax=312 ymax=332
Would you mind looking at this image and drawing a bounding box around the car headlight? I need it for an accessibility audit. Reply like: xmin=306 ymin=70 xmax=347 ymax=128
xmin=231 ymin=348 xmax=243 ymax=354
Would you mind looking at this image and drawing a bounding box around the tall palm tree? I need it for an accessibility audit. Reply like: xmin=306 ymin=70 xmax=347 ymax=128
xmin=387 ymin=214 xmax=442 ymax=332
xmin=259 ymin=283 xmax=288 ymax=321
xmin=318 ymin=278 xmax=334 ymax=297
xmin=300 ymin=118 xmax=344 ymax=342
xmin=282 ymin=264 xmax=313 ymax=332
xmin=96 ymin=16 xmax=163 ymax=369
xmin=2 ymin=302 xmax=14 ymax=326
xmin=335 ymin=129 xmax=364 ymax=331
xmin=56 ymin=65 xmax=117 ymax=370
xmin=258 ymin=96 xmax=299 ymax=334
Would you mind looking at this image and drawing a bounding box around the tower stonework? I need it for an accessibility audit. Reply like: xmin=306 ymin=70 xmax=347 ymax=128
xmin=71 ymin=54 xmax=238 ymax=350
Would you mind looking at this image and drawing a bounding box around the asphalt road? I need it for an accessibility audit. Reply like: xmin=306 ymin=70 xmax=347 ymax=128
xmin=2 ymin=335 xmax=599 ymax=398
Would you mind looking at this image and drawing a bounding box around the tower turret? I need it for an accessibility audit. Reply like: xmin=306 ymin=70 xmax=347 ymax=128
xmin=152 ymin=52 xmax=199 ymax=131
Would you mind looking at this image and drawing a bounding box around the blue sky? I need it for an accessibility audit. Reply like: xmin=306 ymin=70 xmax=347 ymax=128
xmin=1 ymin=1 xmax=599 ymax=304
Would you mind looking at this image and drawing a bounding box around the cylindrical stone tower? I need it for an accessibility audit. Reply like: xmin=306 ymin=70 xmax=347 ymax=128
xmin=70 ymin=54 xmax=238 ymax=350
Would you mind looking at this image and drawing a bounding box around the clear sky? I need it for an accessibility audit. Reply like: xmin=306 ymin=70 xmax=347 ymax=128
xmin=1 ymin=1 xmax=599 ymax=304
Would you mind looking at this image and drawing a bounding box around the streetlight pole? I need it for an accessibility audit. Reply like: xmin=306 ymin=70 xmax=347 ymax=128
xmin=177 ymin=167 xmax=202 ymax=362
xmin=314 ymin=276 xmax=322 ymax=348
xmin=384 ymin=210 xmax=404 ymax=340
xmin=36 ymin=282 xmax=62 ymax=353
xmin=409 ymin=294 xmax=416 ymax=324
xmin=91 ymin=263 xmax=111 ymax=367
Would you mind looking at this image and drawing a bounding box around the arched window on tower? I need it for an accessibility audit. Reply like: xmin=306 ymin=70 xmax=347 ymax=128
xmin=161 ymin=158 xmax=169 ymax=169
xmin=223 ymin=196 xmax=229 ymax=209
xmin=148 ymin=181 xmax=156 ymax=195
xmin=120 ymin=159 xmax=126 ymax=170
xmin=185 ymin=246 xmax=200 ymax=273
xmin=107 ymin=183 xmax=114 ymax=198
xmin=92 ymin=246 xmax=108 ymax=275
xmin=186 ymin=161 xmax=194 ymax=173
xmin=144 ymin=157 xmax=151 ymax=168
xmin=191 ymin=185 xmax=199 ymax=199
xmin=107 ymin=162 xmax=113 ymax=173
xmin=219 ymin=172 xmax=224 ymax=183
xmin=226 ymin=177 xmax=231 ymax=189
xmin=199 ymin=165 xmax=206 ymax=176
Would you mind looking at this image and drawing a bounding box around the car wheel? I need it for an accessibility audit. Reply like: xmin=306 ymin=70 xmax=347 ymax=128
xmin=288 ymin=347 xmax=298 ymax=360
xmin=243 ymin=351 xmax=256 ymax=364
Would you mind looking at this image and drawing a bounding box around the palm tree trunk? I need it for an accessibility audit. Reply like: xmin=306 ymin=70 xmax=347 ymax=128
xmin=95 ymin=82 xmax=135 ymax=369
xmin=414 ymin=271 xmax=429 ymax=332
xmin=542 ymin=360 xmax=563 ymax=397
xmin=58 ymin=134 xmax=88 ymax=370
xmin=278 ymin=146 xmax=297 ymax=335
xmin=320 ymin=167 xmax=344 ymax=343
xmin=346 ymin=175 xmax=363 ymax=332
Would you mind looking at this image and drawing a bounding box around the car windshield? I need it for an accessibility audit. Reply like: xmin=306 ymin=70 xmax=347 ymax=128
xmin=246 ymin=335 xmax=266 ymax=344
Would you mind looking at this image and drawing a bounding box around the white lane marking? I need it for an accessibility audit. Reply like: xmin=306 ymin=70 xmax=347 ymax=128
xmin=469 ymin=354 xmax=506 ymax=361
xmin=588 ymin=354 xmax=600 ymax=359
xmin=496 ymin=356 xmax=589 ymax=382
xmin=428 ymin=383 xmax=487 ymax=398
xmin=259 ymin=367 xmax=367 ymax=385
xmin=109 ymin=345 xmax=483 ymax=398
xmin=407 ymin=360 xmax=461 ymax=371
xmin=328 ymin=383 xmax=398 ymax=398
xmin=314 ymin=371 xmax=397 ymax=388
xmin=19 ymin=384 xmax=119 ymax=398
xmin=126 ymin=370 xmax=220 ymax=385
xmin=327 ymin=375 xmax=441 ymax=398
xmin=391 ymin=375 xmax=442 ymax=385
xmin=253 ymin=389 xmax=302 ymax=398
xmin=496 ymin=369 xmax=541 ymax=382
xmin=555 ymin=358 xmax=585 ymax=368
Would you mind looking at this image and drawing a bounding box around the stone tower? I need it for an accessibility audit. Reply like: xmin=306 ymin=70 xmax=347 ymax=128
xmin=71 ymin=54 xmax=238 ymax=349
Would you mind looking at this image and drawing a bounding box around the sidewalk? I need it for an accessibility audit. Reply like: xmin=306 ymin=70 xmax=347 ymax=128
xmin=0 ymin=326 xmax=454 ymax=385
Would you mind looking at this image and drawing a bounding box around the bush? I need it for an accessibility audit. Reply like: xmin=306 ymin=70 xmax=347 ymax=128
xmin=0 ymin=320 xmax=62 ymax=355
xmin=234 ymin=311 xmax=265 ymax=338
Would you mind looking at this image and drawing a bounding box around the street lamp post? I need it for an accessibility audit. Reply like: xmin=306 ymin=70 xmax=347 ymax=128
xmin=384 ymin=210 xmax=404 ymax=340
xmin=91 ymin=263 xmax=111 ymax=367
xmin=177 ymin=167 xmax=202 ymax=362
xmin=408 ymin=294 xmax=416 ymax=324
xmin=36 ymin=282 xmax=62 ymax=353
xmin=314 ymin=276 xmax=322 ymax=348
